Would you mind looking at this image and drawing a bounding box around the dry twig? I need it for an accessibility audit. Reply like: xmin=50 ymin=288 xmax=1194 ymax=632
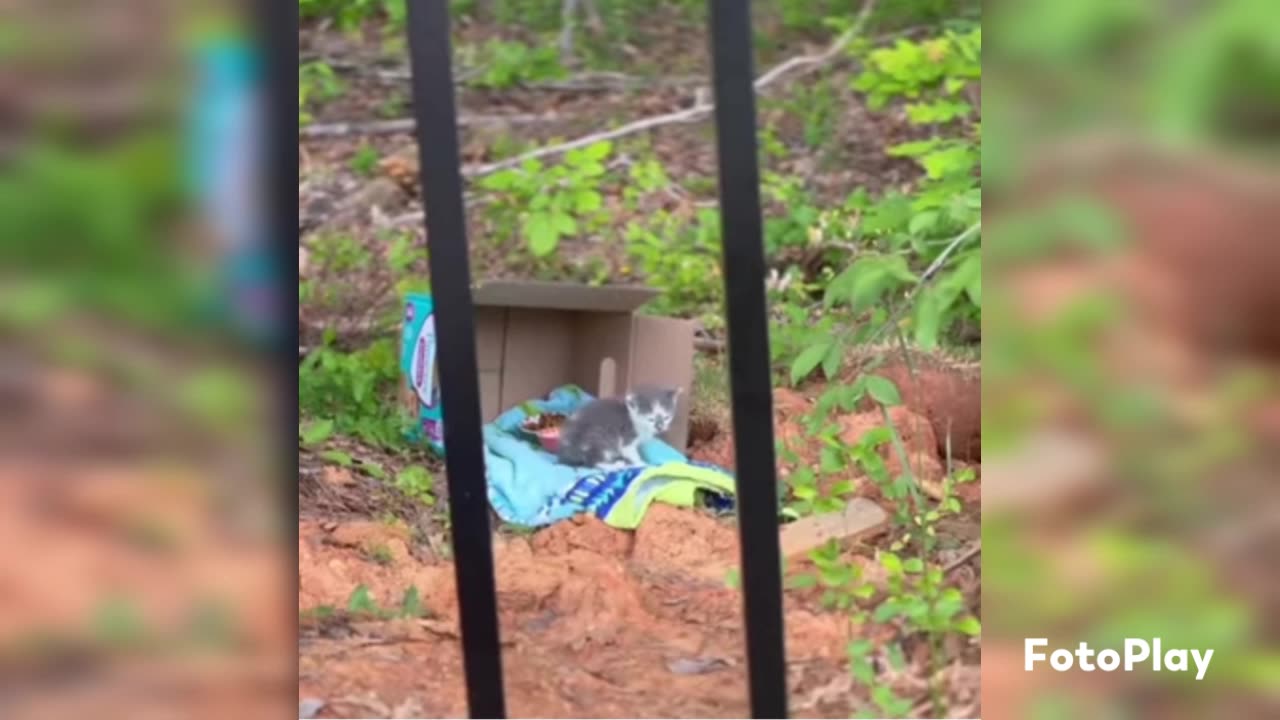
xmin=302 ymin=113 xmax=550 ymax=138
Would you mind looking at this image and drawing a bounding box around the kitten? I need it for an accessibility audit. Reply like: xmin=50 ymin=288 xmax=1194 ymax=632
xmin=556 ymin=385 xmax=682 ymax=469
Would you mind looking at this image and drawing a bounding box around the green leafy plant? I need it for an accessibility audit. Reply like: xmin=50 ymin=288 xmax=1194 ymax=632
xmin=394 ymin=465 xmax=436 ymax=505
xmin=625 ymin=207 xmax=723 ymax=318
xmin=851 ymin=29 xmax=981 ymax=110
xmin=788 ymin=535 xmax=979 ymax=716
xmin=300 ymin=419 xmax=335 ymax=447
xmin=472 ymin=39 xmax=567 ymax=89
xmin=349 ymin=143 xmax=380 ymax=176
xmin=299 ymin=338 xmax=407 ymax=448
xmin=299 ymin=61 xmax=344 ymax=125
xmin=342 ymin=584 xmax=428 ymax=619
xmin=299 ymin=0 xmax=406 ymax=31
xmin=478 ymin=141 xmax=611 ymax=258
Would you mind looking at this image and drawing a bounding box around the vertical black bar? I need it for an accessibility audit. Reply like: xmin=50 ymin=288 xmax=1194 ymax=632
xmin=259 ymin=0 xmax=300 ymax=692
xmin=403 ymin=1 xmax=507 ymax=717
xmin=706 ymin=0 xmax=789 ymax=717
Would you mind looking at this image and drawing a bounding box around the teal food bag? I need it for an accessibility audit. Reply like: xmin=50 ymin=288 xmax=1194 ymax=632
xmin=400 ymin=293 xmax=446 ymax=454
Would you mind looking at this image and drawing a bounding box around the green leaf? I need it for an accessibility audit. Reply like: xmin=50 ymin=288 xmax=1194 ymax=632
xmin=903 ymin=557 xmax=924 ymax=573
xmin=553 ymin=212 xmax=577 ymax=235
xmin=830 ymin=479 xmax=856 ymax=496
xmin=913 ymin=289 xmax=943 ymax=349
xmin=582 ymin=140 xmax=612 ymax=161
xmin=322 ymin=450 xmax=354 ymax=467
xmin=792 ymin=484 xmax=818 ymax=501
xmin=790 ymin=341 xmax=832 ymax=384
xmin=839 ymin=255 xmax=918 ymax=312
xmin=819 ymin=447 xmax=845 ymax=473
xmin=920 ymin=145 xmax=976 ymax=180
xmin=821 ymin=340 xmax=843 ymax=380
xmin=301 ymin=419 xmax=334 ymax=446
xmin=909 ymin=210 xmax=938 ymax=235
xmin=872 ymin=599 xmax=900 ymax=622
xmin=862 ymin=194 xmax=914 ymax=234
xmin=954 ymin=615 xmax=982 ymax=636
xmin=395 ymin=466 xmax=435 ymax=504
xmin=905 ymin=100 xmax=972 ymax=124
xmin=849 ymin=654 xmax=875 ymax=683
xmin=789 ymin=468 xmax=816 ymax=488
xmin=347 ymin=585 xmax=378 ymax=614
xmin=724 ymin=567 xmax=741 ymax=589
xmin=872 ymin=685 xmax=912 ymax=717
xmin=887 ymin=138 xmax=941 ymax=157
xmin=880 ymin=551 xmax=903 ymax=575
xmin=858 ymin=425 xmax=894 ymax=448
xmin=865 ymin=375 xmax=901 ymax=406
xmin=575 ymin=190 xmax=603 ymax=214
xmin=400 ymin=586 xmax=423 ymax=617
xmin=525 ymin=213 xmax=560 ymax=256
xmin=886 ymin=642 xmax=907 ymax=670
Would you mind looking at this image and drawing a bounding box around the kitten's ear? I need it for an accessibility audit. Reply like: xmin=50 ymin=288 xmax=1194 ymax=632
xmin=671 ymin=387 xmax=684 ymax=403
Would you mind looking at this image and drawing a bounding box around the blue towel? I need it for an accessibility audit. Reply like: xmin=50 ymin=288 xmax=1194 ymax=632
xmin=484 ymin=386 xmax=734 ymax=528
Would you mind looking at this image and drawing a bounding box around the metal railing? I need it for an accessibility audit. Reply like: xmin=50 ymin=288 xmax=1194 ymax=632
xmin=404 ymin=1 xmax=787 ymax=716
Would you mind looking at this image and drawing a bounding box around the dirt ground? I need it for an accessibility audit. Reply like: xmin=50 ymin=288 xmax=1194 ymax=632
xmin=298 ymin=362 xmax=982 ymax=718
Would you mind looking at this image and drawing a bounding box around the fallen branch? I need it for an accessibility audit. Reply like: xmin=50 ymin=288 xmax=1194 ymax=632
xmin=943 ymin=542 xmax=981 ymax=575
xmin=519 ymin=72 xmax=706 ymax=92
xmin=462 ymin=0 xmax=880 ymax=178
xmin=302 ymin=113 xmax=550 ymax=138
xmin=465 ymin=102 xmax=710 ymax=176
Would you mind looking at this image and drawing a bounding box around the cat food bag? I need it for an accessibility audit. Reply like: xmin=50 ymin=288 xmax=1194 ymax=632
xmin=400 ymin=293 xmax=445 ymax=454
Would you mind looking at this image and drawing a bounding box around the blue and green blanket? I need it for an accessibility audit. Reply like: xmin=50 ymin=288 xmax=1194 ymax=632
xmin=484 ymin=386 xmax=736 ymax=529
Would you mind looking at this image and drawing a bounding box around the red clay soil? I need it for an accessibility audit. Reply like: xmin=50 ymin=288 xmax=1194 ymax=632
xmin=870 ymin=359 xmax=981 ymax=463
xmin=298 ymin=508 xmax=861 ymax=718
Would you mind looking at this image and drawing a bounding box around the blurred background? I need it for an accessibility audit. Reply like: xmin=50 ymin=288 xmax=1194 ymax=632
xmin=0 ymin=1 xmax=292 ymax=718
xmin=983 ymin=0 xmax=1279 ymax=718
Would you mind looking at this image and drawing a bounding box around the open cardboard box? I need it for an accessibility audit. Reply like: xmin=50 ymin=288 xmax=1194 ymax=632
xmin=402 ymin=280 xmax=697 ymax=451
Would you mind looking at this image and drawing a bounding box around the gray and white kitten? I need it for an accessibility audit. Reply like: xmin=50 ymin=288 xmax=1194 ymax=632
xmin=556 ymin=385 xmax=682 ymax=469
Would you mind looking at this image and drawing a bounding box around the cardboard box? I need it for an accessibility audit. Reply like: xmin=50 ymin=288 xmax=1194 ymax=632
xmin=401 ymin=280 xmax=697 ymax=452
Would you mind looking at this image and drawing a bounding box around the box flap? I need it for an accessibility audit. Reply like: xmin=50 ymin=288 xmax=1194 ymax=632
xmin=473 ymin=280 xmax=658 ymax=313
xmin=629 ymin=315 xmax=697 ymax=451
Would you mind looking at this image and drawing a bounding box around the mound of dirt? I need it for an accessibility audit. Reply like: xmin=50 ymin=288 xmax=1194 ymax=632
xmin=299 ymin=506 xmax=872 ymax=718
xmin=871 ymin=358 xmax=980 ymax=463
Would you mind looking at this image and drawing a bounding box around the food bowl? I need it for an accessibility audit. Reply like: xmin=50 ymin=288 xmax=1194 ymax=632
xmin=520 ymin=413 xmax=566 ymax=453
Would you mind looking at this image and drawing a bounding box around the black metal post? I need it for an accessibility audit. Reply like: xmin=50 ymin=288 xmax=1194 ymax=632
xmin=706 ymin=0 xmax=789 ymax=717
xmin=403 ymin=1 xmax=507 ymax=717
